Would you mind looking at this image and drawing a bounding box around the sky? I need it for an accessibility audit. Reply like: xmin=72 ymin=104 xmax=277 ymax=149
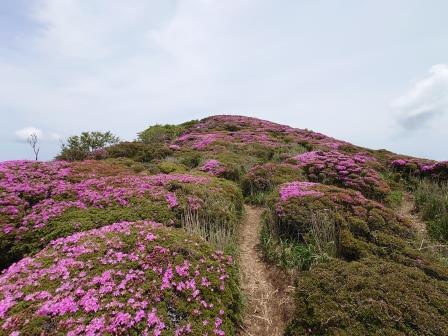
xmin=1 ymin=0 xmax=447 ymax=161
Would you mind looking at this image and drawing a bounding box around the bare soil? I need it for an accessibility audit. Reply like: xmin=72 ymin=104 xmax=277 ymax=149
xmin=398 ymin=192 xmax=427 ymax=235
xmin=238 ymin=206 xmax=295 ymax=336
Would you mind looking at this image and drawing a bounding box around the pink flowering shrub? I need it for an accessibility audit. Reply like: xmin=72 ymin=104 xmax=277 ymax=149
xmin=391 ymin=158 xmax=448 ymax=181
xmin=171 ymin=115 xmax=352 ymax=152
xmin=174 ymin=133 xmax=226 ymax=151
xmin=278 ymin=182 xmax=323 ymax=201
xmin=271 ymin=181 xmax=418 ymax=263
xmin=0 ymin=161 xmax=242 ymax=269
xmin=0 ymin=160 xmax=71 ymax=203
xmin=267 ymin=181 xmax=448 ymax=334
xmin=199 ymin=160 xmax=227 ymax=177
xmin=291 ymin=150 xmax=390 ymax=200
xmin=424 ymin=161 xmax=448 ymax=180
xmin=0 ymin=221 xmax=241 ymax=335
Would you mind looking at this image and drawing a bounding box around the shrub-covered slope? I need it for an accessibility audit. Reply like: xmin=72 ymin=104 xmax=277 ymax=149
xmin=1 ymin=114 xmax=448 ymax=335
xmin=0 ymin=160 xmax=242 ymax=269
xmin=0 ymin=221 xmax=240 ymax=335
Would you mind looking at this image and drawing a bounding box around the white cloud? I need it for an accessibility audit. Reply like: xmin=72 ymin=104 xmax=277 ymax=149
xmin=15 ymin=127 xmax=43 ymax=141
xmin=392 ymin=64 xmax=448 ymax=130
xmin=14 ymin=127 xmax=62 ymax=143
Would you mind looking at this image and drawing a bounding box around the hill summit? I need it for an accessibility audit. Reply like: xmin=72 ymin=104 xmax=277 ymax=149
xmin=1 ymin=115 xmax=448 ymax=335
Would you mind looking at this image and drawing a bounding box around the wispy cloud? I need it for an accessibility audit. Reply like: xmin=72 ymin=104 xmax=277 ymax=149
xmin=392 ymin=64 xmax=448 ymax=130
xmin=15 ymin=126 xmax=43 ymax=142
xmin=14 ymin=127 xmax=61 ymax=143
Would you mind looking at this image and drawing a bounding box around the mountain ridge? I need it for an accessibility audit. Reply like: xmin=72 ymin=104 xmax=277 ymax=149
xmin=1 ymin=114 xmax=447 ymax=335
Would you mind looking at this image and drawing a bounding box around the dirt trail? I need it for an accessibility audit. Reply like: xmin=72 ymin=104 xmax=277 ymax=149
xmin=398 ymin=192 xmax=427 ymax=235
xmin=238 ymin=206 xmax=295 ymax=336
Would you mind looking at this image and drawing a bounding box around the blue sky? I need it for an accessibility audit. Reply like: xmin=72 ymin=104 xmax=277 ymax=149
xmin=1 ymin=0 xmax=447 ymax=161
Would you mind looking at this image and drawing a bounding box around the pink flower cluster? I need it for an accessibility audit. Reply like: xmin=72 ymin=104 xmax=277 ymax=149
xmin=197 ymin=115 xmax=292 ymax=132
xmin=199 ymin=160 xmax=226 ymax=176
xmin=275 ymin=181 xmax=374 ymax=217
xmin=0 ymin=221 xmax=234 ymax=335
xmin=0 ymin=161 xmax=211 ymax=237
xmin=0 ymin=160 xmax=71 ymax=200
xmin=175 ymin=133 xmax=224 ymax=150
xmin=292 ymin=151 xmax=390 ymax=199
xmin=391 ymin=158 xmax=448 ymax=180
xmin=171 ymin=115 xmax=351 ymax=151
xmin=279 ymin=181 xmax=323 ymax=201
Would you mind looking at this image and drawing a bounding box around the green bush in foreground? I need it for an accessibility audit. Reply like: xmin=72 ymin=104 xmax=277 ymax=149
xmin=286 ymin=258 xmax=448 ymax=336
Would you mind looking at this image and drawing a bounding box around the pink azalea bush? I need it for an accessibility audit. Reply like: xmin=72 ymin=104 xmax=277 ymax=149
xmin=291 ymin=150 xmax=390 ymax=199
xmin=0 ymin=221 xmax=240 ymax=335
xmin=272 ymin=181 xmax=416 ymax=262
xmin=195 ymin=115 xmax=350 ymax=150
xmin=170 ymin=115 xmax=352 ymax=152
xmin=0 ymin=160 xmax=71 ymax=202
xmin=275 ymin=180 xmax=370 ymax=216
xmin=174 ymin=133 xmax=225 ymax=151
xmin=199 ymin=160 xmax=227 ymax=177
xmin=0 ymin=161 xmax=242 ymax=269
xmin=391 ymin=158 xmax=448 ymax=180
xmin=279 ymin=182 xmax=323 ymax=201
xmin=0 ymin=160 xmax=210 ymax=237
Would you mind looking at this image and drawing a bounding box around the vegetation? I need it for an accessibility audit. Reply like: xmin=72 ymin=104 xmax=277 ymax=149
xmin=106 ymin=141 xmax=172 ymax=163
xmin=260 ymin=180 xmax=448 ymax=334
xmin=287 ymin=258 xmax=448 ymax=335
xmin=138 ymin=120 xmax=198 ymax=144
xmin=2 ymin=115 xmax=448 ymax=334
xmin=0 ymin=221 xmax=241 ymax=335
xmin=57 ymin=131 xmax=119 ymax=161
xmin=242 ymin=163 xmax=304 ymax=204
xmin=0 ymin=160 xmax=242 ymax=268
xmin=414 ymin=179 xmax=448 ymax=242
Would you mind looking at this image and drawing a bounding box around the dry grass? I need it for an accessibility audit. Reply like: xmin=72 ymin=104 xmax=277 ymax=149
xmin=180 ymin=208 xmax=236 ymax=250
xmin=309 ymin=210 xmax=336 ymax=257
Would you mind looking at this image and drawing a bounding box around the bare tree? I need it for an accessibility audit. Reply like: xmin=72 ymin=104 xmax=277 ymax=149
xmin=27 ymin=133 xmax=40 ymax=161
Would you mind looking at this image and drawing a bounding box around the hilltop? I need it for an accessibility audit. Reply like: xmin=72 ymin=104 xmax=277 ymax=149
xmin=1 ymin=115 xmax=448 ymax=335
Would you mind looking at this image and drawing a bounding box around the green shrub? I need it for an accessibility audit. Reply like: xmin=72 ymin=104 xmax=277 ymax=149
xmin=106 ymin=141 xmax=172 ymax=162
xmin=57 ymin=131 xmax=119 ymax=161
xmin=267 ymin=182 xmax=448 ymax=279
xmin=103 ymin=157 xmax=147 ymax=173
xmin=270 ymin=144 xmax=308 ymax=162
xmin=138 ymin=120 xmax=198 ymax=144
xmin=427 ymin=214 xmax=448 ymax=242
xmin=286 ymin=257 xmax=448 ymax=336
xmin=241 ymin=163 xmax=304 ymax=199
xmin=157 ymin=160 xmax=188 ymax=173
xmin=414 ymin=179 xmax=448 ymax=242
xmin=176 ymin=151 xmax=203 ymax=168
xmin=138 ymin=124 xmax=181 ymax=144
xmin=385 ymin=190 xmax=403 ymax=209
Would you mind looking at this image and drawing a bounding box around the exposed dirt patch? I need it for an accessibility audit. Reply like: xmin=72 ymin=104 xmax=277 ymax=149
xmin=398 ymin=192 xmax=427 ymax=235
xmin=238 ymin=206 xmax=295 ymax=336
